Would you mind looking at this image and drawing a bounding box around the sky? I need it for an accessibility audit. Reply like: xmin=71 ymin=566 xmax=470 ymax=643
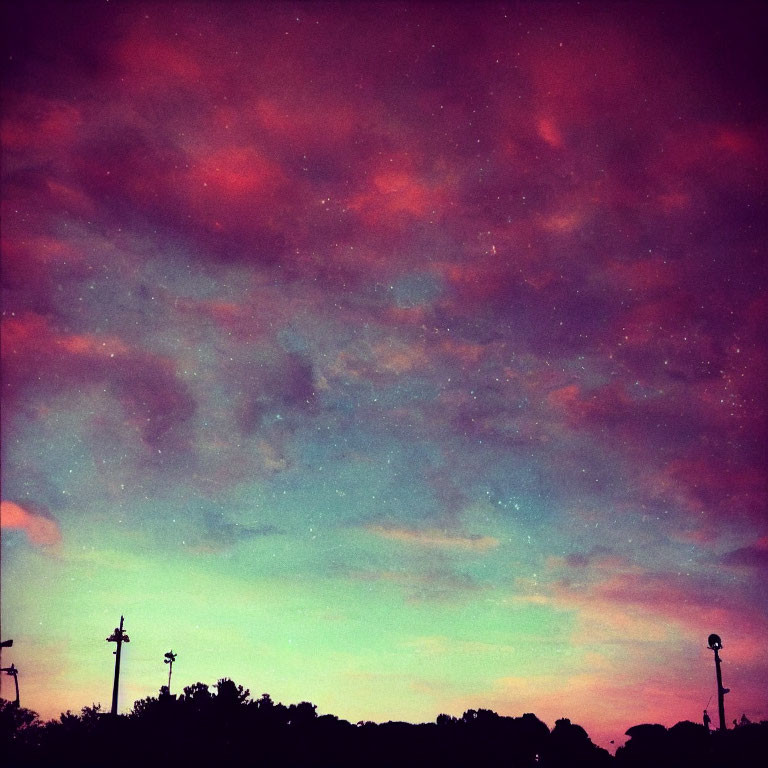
xmin=1 ymin=0 xmax=767 ymax=750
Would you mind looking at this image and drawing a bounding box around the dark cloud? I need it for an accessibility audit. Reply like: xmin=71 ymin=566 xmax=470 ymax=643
xmin=230 ymin=350 xmax=316 ymax=437
xmin=563 ymin=547 xmax=615 ymax=570
xmin=1 ymin=314 xmax=196 ymax=461
xmin=191 ymin=510 xmax=282 ymax=553
xmin=720 ymin=545 xmax=768 ymax=570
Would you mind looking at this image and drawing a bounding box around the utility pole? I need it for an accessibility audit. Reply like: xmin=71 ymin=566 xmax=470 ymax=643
xmin=164 ymin=650 xmax=177 ymax=693
xmin=708 ymin=633 xmax=729 ymax=731
xmin=1 ymin=663 xmax=19 ymax=706
xmin=106 ymin=616 xmax=130 ymax=715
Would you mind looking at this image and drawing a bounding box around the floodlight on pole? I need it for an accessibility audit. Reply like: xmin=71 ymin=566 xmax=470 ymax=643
xmin=106 ymin=616 xmax=130 ymax=715
xmin=707 ymin=633 xmax=729 ymax=731
xmin=164 ymin=650 xmax=177 ymax=693
xmin=1 ymin=663 xmax=20 ymax=706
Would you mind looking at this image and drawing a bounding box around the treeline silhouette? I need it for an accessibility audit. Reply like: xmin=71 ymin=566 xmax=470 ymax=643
xmin=2 ymin=681 xmax=766 ymax=766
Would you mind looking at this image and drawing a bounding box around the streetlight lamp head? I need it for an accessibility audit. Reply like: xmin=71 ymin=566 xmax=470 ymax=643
xmin=708 ymin=633 xmax=723 ymax=650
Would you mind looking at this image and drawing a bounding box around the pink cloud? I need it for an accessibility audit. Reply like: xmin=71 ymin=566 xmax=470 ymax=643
xmin=366 ymin=525 xmax=499 ymax=552
xmin=1 ymin=500 xmax=61 ymax=548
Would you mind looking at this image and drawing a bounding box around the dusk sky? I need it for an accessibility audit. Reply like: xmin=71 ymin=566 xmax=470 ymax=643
xmin=1 ymin=0 xmax=766 ymax=749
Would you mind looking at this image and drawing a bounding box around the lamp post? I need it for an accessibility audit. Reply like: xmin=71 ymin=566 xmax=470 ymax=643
xmin=106 ymin=616 xmax=130 ymax=715
xmin=1 ymin=663 xmax=19 ymax=706
xmin=164 ymin=651 xmax=177 ymax=693
xmin=708 ymin=633 xmax=729 ymax=731
xmin=0 ymin=639 xmax=12 ymax=699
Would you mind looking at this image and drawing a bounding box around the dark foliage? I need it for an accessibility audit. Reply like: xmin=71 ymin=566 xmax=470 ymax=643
xmin=616 ymin=718 xmax=768 ymax=768
xmin=1 ymin=686 xmax=766 ymax=767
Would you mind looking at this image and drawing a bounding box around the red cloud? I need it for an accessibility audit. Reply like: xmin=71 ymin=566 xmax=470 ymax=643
xmin=603 ymin=257 xmax=679 ymax=294
xmin=188 ymin=146 xmax=286 ymax=199
xmin=1 ymin=500 xmax=61 ymax=547
xmin=255 ymin=96 xmax=358 ymax=146
xmin=116 ymin=32 xmax=202 ymax=89
xmin=657 ymin=124 xmax=766 ymax=176
xmin=536 ymin=117 xmax=563 ymax=149
xmin=1 ymin=97 xmax=81 ymax=152
xmin=655 ymin=458 xmax=767 ymax=519
xmin=349 ymin=170 xmax=443 ymax=224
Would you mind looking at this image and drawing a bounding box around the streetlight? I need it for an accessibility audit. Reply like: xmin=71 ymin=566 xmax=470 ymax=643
xmin=0 ymin=639 xmax=12 ymax=699
xmin=106 ymin=616 xmax=130 ymax=715
xmin=1 ymin=663 xmax=19 ymax=706
xmin=708 ymin=633 xmax=729 ymax=731
xmin=164 ymin=650 xmax=177 ymax=694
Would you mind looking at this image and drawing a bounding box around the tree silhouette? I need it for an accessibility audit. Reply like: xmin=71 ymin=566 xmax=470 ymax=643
xmin=2 ymin=688 xmax=767 ymax=767
xmin=0 ymin=698 xmax=41 ymax=762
